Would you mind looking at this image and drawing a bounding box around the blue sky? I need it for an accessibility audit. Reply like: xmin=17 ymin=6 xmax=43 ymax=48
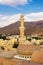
xmin=0 ymin=0 xmax=43 ymax=27
xmin=0 ymin=0 xmax=43 ymax=15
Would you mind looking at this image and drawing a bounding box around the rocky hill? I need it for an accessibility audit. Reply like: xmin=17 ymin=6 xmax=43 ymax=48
xmin=0 ymin=20 xmax=43 ymax=35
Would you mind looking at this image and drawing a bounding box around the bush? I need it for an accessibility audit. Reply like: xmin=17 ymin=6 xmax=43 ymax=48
xmin=28 ymin=38 xmax=32 ymax=41
xmin=0 ymin=34 xmax=6 ymax=40
xmin=13 ymin=42 xmax=19 ymax=48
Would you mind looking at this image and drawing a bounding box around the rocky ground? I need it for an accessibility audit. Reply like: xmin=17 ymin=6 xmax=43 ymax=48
xmin=0 ymin=58 xmax=43 ymax=65
xmin=0 ymin=50 xmax=43 ymax=65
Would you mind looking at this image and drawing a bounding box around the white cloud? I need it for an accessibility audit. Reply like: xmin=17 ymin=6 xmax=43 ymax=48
xmin=0 ymin=0 xmax=32 ymax=12
xmin=0 ymin=12 xmax=43 ymax=27
xmin=0 ymin=14 xmax=20 ymax=27
xmin=0 ymin=0 xmax=28 ymax=6
xmin=25 ymin=12 xmax=43 ymax=21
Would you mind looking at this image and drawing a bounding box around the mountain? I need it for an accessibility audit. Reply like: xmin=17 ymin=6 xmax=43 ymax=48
xmin=0 ymin=20 xmax=43 ymax=35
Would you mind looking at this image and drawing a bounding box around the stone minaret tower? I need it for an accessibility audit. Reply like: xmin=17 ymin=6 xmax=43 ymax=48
xmin=19 ymin=14 xmax=26 ymax=43
xmin=17 ymin=14 xmax=33 ymax=59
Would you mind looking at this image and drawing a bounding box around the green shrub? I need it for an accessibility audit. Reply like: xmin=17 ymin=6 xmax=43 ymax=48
xmin=13 ymin=42 xmax=19 ymax=48
xmin=0 ymin=34 xmax=6 ymax=40
xmin=13 ymin=44 xmax=18 ymax=48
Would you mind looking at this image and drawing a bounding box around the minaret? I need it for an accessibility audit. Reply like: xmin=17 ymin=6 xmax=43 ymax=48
xmin=17 ymin=14 xmax=33 ymax=60
xmin=19 ymin=14 xmax=26 ymax=43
